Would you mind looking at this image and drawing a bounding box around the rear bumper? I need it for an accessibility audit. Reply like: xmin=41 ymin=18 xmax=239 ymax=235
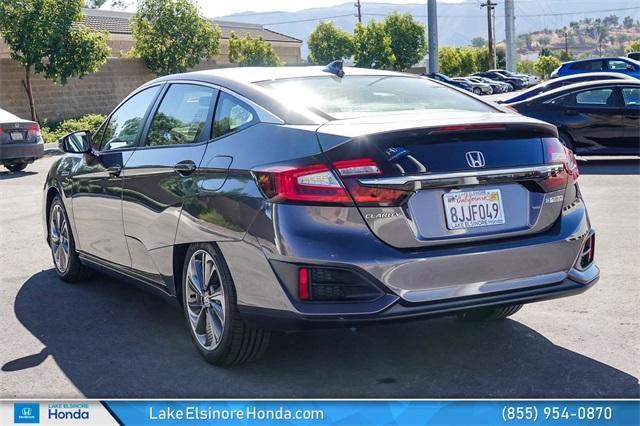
xmin=239 ymin=263 xmax=599 ymax=329
xmin=0 ymin=141 xmax=44 ymax=162
xmin=225 ymin=190 xmax=597 ymax=329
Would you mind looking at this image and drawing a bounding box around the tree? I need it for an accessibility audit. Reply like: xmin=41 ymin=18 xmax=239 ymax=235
xmin=382 ymin=12 xmax=426 ymax=71
xmin=538 ymin=35 xmax=551 ymax=48
xmin=0 ymin=0 xmax=109 ymax=121
xmin=626 ymin=39 xmax=640 ymax=54
xmin=307 ymin=21 xmax=354 ymax=64
xmin=516 ymin=59 xmax=536 ymax=75
xmin=602 ymin=15 xmax=619 ymax=28
xmin=438 ymin=47 xmax=462 ymax=76
xmin=131 ymin=0 xmax=220 ymax=75
xmin=85 ymin=0 xmax=128 ymax=8
xmin=470 ymin=36 xmax=486 ymax=48
xmin=533 ymin=55 xmax=561 ymax=79
xmin=623 ymin=16 xmax=634 ymax=29
xmin=353 ymin=21 xmax=395 ymax=69
xmin=228 ymin=33 xmax=283 ymax=66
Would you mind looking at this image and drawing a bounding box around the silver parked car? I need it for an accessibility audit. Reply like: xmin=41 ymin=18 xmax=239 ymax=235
xmin=453 ymin=77 xmax=493 ymax=95
xmin=0 ymin=108 xmax=44 ymax=171
xmin=43 ymin=64 xmax=599 ymax=366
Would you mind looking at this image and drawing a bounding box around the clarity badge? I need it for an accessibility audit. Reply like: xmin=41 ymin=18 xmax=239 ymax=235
xmin=14 ymin=403 xmax=39 ymax=424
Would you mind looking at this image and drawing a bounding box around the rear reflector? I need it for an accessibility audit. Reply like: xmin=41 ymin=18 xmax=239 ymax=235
xmin=298 ymin=267 xmax=310 ymax=300
xmin=254 ymin=157 xmax=409 ymax=206
xmin=579 ymin=234 xmax=595 ymax=269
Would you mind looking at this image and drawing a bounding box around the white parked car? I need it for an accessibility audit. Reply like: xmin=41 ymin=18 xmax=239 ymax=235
xmin=0 ymin=108 xmax=44 ymax=172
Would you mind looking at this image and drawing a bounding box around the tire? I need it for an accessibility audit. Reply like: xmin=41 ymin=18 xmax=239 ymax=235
xmin=558 ymin=131 xmax=575 ymax=153
xmin=473 ymin=87 xmax=482 ymax=95
xmin=49 ymin=195 xmax=88 ymax=282
xmin=182 ymin=243 xmax=270 ymax=366
xmin=457 ymin=304 xmax=523 ymax=322
xmin=507 ymin=82 xmax=516 ymax=91
xmin=5 ymin=162 xmax=27 ymax=172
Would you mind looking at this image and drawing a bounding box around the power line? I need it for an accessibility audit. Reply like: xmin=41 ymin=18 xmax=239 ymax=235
xmin=261 ymin=6 xmax=640 ymax=26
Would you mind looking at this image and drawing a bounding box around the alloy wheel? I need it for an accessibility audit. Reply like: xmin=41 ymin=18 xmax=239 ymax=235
xmin=50 ymin=204 xmax=70 ymax=274
xmin=185 ymin=249 xmax=226 ymax=350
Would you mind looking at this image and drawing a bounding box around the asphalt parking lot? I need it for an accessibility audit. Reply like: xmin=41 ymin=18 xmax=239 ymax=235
xmin=0 ymin=154 xmax=638 ymax=399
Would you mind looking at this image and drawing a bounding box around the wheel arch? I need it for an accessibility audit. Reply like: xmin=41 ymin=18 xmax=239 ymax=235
xmin=44 ymin=186 xmax=61 ymax=244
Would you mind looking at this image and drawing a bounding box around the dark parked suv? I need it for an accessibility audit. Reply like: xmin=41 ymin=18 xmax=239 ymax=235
xmin=43 ymin=66 xmax=598 ymax=365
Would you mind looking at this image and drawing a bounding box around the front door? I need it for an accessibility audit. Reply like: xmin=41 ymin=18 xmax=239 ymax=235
xmin=121 ymin=83 xmax=218 ymax=284
xmin=72 ymin=85 xmax=161 ymax=266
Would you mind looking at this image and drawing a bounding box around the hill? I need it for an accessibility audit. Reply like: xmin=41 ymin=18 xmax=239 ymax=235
xmin=215 ymin=0 xmax=640 ymax=59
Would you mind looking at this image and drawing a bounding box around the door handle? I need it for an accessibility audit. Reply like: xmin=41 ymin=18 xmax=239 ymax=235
xmin=107 ymin=165 xmax=122 ymax=177
xmin=174 ymin=160 xmax=197 ymax=176
xmin=564 ymin=110 xmax=579 ymax=116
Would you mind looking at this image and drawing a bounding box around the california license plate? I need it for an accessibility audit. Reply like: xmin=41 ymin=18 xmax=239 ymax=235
xmin=443 ymin=189 xmax=506 ymax=230
xmin=10 ymin=131 xmax=24 ymax=141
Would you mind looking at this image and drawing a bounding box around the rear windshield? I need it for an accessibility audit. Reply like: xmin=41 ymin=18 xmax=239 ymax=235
xmin=257 ymin=75 xmax=494 ymax=119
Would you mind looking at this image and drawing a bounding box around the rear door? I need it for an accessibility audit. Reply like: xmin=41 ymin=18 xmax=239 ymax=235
xmin=562 ymin=86 xmax=625 ymax=153
xmin=621 ymin=86 xmax=640 ymax=153
xmin=121 ymin=82 xmax=217 ymax=284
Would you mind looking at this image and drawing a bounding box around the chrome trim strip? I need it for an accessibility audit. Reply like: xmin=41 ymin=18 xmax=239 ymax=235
xmin=358 ymin=164 xmax=564 ymax=187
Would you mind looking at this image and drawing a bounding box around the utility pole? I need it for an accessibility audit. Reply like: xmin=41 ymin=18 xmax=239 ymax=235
xmin=505 ymin=0 xmax=516 ymax=71
xmin=354 ymin=0 xmax=362 ymax=24
xmin=427 ymin=0 xmax=439 ymax=73
xmin=563 ymin=29 xmax=570 ymax=56
xmin=481 ymin=1 xmax=497 ymax=69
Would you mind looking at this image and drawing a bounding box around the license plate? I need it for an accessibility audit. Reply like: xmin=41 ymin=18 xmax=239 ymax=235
xmin=443 ymin=189 xmax=506 ymax=230
xmin=10 ymin=131 xmax=24 ymax=141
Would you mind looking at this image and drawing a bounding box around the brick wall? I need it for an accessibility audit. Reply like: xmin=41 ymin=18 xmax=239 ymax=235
xmin=0 ymin=58 xmax=229 ymax=123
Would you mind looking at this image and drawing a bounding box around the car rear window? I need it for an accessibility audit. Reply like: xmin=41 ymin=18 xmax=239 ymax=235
xmin=257 ymin=75 xmax=494 ymax=119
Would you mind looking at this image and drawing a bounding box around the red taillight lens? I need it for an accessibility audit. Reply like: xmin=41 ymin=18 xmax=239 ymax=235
xmin=254 ymin=158 xmax=409 ymax=206
xmin=27 ymin=124 xmax=41 ymax=137
xmin=542 ymin=138 xmax=579 ymax=190
xmin=254 ymin=164 xmax=352 ymax=204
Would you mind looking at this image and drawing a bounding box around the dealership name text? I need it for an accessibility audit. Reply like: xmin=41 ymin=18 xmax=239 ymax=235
xmin=149 ymin=406 xmax=324 ymax=421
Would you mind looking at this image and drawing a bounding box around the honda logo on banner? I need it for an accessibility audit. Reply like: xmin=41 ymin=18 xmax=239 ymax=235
xmin=465 ymin=151 xmax=486 ymax=168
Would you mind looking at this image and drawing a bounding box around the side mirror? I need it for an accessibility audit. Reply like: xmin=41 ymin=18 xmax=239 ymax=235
xmin=626 ymin=65 xmax=635 ymax=71
xmin=60 ymin=130 xmax=92 ymax=154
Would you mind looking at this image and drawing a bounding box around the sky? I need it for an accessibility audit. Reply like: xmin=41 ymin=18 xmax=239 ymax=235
xmin=194 ymin=0 xmax=467 ymax=19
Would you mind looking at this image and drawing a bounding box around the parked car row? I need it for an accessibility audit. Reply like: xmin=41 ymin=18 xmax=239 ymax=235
xmin=425 ymin=69 xmax=539 ymax=95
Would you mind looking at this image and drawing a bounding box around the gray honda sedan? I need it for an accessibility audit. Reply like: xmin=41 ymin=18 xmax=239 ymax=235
xmin=43 ymin=65 xmax=599 ymax=365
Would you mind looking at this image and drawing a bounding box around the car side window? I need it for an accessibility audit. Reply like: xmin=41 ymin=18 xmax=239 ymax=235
xmin=572 ymin=88 xmax=616 ymax=107
xmin=572 ymin=61 xmax=604 ymax=71
xmin=212 ymin=92 xmax=257 ymax=138
xmin=608 ymin=60 xmax=631 ymax=71
xmin=145 ymin=84 xmax=217 ymax=147
xmin=622 ymin=88 xmax=640 ymax=107
xmin=100 ymin=86 xmax=160 ymax=151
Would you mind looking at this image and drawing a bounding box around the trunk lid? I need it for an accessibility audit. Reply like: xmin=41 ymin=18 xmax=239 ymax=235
xmin=317 ymin=111 xmax=567 ymax=248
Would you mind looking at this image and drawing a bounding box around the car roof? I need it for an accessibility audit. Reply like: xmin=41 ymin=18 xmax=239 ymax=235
xmin=159 ymin=66 xmax=411 ymax=84
xmin=562 ymin=56 xmax=633 ymax=65
xmin=141 ymin=66 xmax=431 ymax=126
xmin=549 ymin=72 xmax=635 ymax=83
xmin=513 ymin=79 xmax=640 ymax=104
xmin=0 ymin=108 xmax=29 ymax=123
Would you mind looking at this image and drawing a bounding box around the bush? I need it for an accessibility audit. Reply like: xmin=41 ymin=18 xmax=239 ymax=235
xmin=41 ymin=114 xmax=105 ymax=144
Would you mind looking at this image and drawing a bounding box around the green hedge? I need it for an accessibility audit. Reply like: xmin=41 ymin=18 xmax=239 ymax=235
xmin=41 ymin=114 xmax=106 ymax=144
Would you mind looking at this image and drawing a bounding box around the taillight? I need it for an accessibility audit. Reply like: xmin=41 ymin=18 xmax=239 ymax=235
xmin=541 ymin=138 xmax=579 ymax=191
xmin=253 ymin=164 xmax=352 ymax=204
xmin=254 ymin=157 xmax=409 ymax=206
xmin=27 ymin=124 xmax=42 ymax=142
